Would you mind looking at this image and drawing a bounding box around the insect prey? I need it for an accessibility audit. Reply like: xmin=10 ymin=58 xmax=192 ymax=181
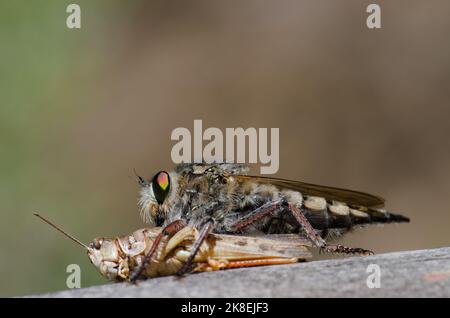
xmin=34 ymin=214 xmax=312 ymax=282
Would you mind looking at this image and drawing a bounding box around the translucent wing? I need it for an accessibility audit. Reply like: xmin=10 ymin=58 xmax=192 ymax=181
xmin=235 ymin=175 xmax=385 ymax=207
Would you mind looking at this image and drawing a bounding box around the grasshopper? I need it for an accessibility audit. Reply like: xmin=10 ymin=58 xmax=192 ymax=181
xmin=34 ymin=214 xmax=311 ymax=282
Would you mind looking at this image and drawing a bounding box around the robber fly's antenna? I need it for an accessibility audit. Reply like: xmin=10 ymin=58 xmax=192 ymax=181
xmin=133 ymin=168 xmax=146 ymax=186
xmin=33 ymin=213 xmax=90 ymax=250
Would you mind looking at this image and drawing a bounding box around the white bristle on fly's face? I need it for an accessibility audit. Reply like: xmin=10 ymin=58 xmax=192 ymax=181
xmin=138 ymin=184 xmax=157 ymax=226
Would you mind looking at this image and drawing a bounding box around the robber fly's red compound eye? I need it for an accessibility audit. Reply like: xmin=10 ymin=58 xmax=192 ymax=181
xmin=151 ymin=171 xmax=170 ymax=204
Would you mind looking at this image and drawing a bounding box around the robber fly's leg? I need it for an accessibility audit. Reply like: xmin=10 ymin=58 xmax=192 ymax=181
xmin=285 ymin=203 xmax=327 ymax=247
xmin=321 ymin=244 xmax=374 ymax=255
xmin=130 ymin=219 xmax=186 ymax=282
xmin=286 ymin=203 xmax=374 ymax=256
xmin=176 ymin=220 xmax=214 ymax=276
xmin=232 ymin=200 xmax=284 ymax=232
xmin=235 ymin=200 xmax=327 ymax=248
xmin=233 ymin=200 xmax=373 ymax=256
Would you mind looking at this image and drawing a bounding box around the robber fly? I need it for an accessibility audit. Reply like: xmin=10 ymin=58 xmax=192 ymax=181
xmin=133 ymin=162 xmax=409 ymax=280
xmin=34 ymin=214 xmax=311 ymax=281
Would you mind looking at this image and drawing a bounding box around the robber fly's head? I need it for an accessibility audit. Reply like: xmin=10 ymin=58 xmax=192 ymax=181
xmin=137 ymin=171 xmax=171 ymax=226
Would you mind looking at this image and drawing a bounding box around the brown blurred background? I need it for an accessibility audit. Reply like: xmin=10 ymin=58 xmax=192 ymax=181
xmin=1 ymin=0 xmax=449 ymax=297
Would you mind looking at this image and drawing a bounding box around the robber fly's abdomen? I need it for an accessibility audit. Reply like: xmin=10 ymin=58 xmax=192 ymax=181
xmin=301 ymin=196 xmax=409 ymax=230
xmin=248 ymin=187 xmax=409 ymax=232
xmin=228 ymin=181 xmax=408 ymax=234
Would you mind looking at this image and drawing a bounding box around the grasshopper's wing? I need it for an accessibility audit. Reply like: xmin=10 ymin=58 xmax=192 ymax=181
xmin=205 ymin=233 xmax=312 ymax=261
xmin=236 ymin=175 xmax=385 ymax=207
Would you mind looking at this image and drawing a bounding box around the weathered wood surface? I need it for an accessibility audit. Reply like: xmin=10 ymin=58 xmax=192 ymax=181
xmin=33 ymin=247 xmax=450 ymax=298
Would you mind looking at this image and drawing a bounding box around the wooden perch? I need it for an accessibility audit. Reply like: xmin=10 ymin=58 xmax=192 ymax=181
xmin=32 ymin=247 xmax=450 ymax=297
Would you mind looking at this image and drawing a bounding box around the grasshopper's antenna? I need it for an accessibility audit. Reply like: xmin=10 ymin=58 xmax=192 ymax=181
xmin=33 ymin=213 xmax=90 ymax=250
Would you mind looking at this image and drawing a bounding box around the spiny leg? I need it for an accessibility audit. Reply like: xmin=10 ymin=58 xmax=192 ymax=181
xmin=321 ymin=244 xmax=374 ymax=255
xmin=223 ymin=258 xmax=299 ymax=268
xmin=176 ymin=220 xmax=214 ymax=276
xmin=194 ymin=257 xmax=299 ymax=272
xmin=130 ymin=219 xmax=186 ymax=282
xmin=232 ymin=200 xmax=373 ymax=256
xmin=287 ymin=203 xmax=373 ymax=255
xmin=232 ymin=200 xmax=283 ymax=232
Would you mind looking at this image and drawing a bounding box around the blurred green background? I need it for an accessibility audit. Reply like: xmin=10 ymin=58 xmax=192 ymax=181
xmin=1 ymin=0 xmax=450 ymax=297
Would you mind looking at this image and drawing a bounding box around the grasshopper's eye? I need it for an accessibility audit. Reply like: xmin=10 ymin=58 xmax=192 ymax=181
xmin=90 ymin=238 xmax=103 ymax=249
xmin=151 ymin=171 xmax=170 ymax=204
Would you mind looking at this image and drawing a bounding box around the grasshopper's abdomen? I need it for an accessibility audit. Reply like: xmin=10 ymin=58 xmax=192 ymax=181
xmin=302 ymin=196 xmax=410 ymax=230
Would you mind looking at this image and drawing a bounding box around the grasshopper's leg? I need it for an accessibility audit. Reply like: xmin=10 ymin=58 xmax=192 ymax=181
xmin=130 ymin=219 xmax=186 ymax=282
xmin=232 ymin=200 xmax=373 ymax=256
xmin=221 ymin=258 xmax=298 ymax=269
xmin=176 ymin=220 xmax=214 ymax=276
xmin=195 ymin=257 xmax=299 ymax=272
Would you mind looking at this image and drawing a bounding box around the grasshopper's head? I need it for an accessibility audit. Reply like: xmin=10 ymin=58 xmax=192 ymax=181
xmin=137 ymin=171 xmax=171 ymax=226
xmin=87 ymin=237 xmax=130 ymax=281
xmin=34 ymin=213 xmax=131 ymax=282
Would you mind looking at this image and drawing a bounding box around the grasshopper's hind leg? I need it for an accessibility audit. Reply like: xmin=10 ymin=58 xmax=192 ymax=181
xmin=232 ymin=200 xmax=373 ymax=256
xmin=195 ymin=257 xmax=299 ymax=273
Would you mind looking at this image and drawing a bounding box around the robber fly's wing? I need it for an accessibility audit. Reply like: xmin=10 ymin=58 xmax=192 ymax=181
xmin=208 ymin=233 xmax=312 ymax=260
xmin=235 ymin=175 xmax=385 ymax=207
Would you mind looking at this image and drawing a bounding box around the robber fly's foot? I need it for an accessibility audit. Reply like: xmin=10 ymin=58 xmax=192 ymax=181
xmin=129 ymin=277 xmax=139 ymax=285
xmin=322 ymin=244 xmax=374 ymax=256
xmin=176 ymin=263 xmax=195 ymax=277
xmin=129 ymin=270 xmax=143 ymax=285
